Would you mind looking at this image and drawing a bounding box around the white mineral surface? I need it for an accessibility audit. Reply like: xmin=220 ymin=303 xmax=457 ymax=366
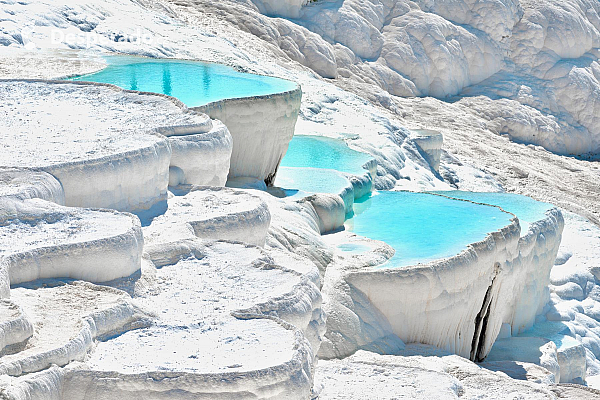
xmin=143 ymin=186 xmax=271 ymax=247
xmin=1 ymin=0 xmax=600 ymax=398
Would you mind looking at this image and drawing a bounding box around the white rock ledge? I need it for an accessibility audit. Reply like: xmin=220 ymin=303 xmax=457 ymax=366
xmin=0 ymin=300 xmax=33 ymax=356
xmin=62 ymin=324 xmax=312 ymax=399
xmin=410 ymin=129 xmax=443 ymax=173
xmin=0 ymin=282 xmax=150 ymax=377
xmin=0 ymin=198 xmax=143 ymax=287
xmin=143 ymin=239 xmax=324 ymax=350
xmin=251 ymin=0 xmax=307 ymax=18
xmin=322 ymin=200 xmax=564 ymax=362
xmin=0 ymin=168 xmax=65 ymax=205
xmin=194 ymin=86 xmax=302 ymax=186
xmin=161 ymin=121 xmax=233 ymax=187
xmin=0 ymin=80 xmax=232 ymax=214
xmin=58 ymin=240 xmax=322 ymax=399
xmin=143 ymin=186 xmax=271 ymax=247
xmin=276 ymin=163 xmax=375 ymax=234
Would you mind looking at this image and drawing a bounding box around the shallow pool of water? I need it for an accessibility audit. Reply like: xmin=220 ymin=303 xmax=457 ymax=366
xmin=432 ymin=191 xmax=553 ymax=232
xmin=67 ymin=56 xmax=297 ymax=107
xmin=274 ymin=167 xmax=351 ymax=198
xmin=280 ymin=135 xmax=373 ymax=175
xmin=346 ymin=191 xmax=513 ymax=268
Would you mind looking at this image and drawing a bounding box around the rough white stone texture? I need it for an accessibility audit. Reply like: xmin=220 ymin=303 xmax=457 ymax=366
xmin=0 ymin=48 xmax=106 ymax=80
xmin=0 ymin=168 xmax=65 ymax=205
xmin=485 ymin=337 xmax=562 ymax=383
xmin=0 ymin=80 xmax=231 ymax=213
xmin=204 ymin=0 xmax=600 ymax=156
xmin=145 ymin=239 xmax=324 ymax=353
xmin=317 ymin=231 xmax=402 ymax=359
xmin=486 ymin=334 xmax=588 ymax=384
xmin=194 ymin=86 xmax=302 ymax=186
xmin=276 ymin=0 xmax=505 ymax=97
xmin=0 ymin=282 xmax=150 ymax=377
xmin=63 ymin=348 xmax=312 ymax=400
xmin=54 ymin=239 xmax=320 ymax=399
xmin=321 ymin=202 xmax=564 ymax=361
xmin=539 ymin=212 xmax=600 ymax=384
xmin=414 ymin=0 xmax=523 ymax=43
xmin=160 ymin=120 xmax=233 ymax=187
xmin=0 ymin=0 xmax=449 ymax=194
xmin=251 ymin=0 xmax=307 ymax=18
xmin=42 ymin=137 xmax=171 ymax=214
xmin=557 ymin=342 xmax=588 ymax=384
xmin=376 ymin=11 xmax=503 ymax=97
xmin=300 ymin=193 xmax=347 ymax=235
xmin=0 ymin=365 xmax=66 ymax=400
xmin=504 ymin=209 xmax=566 ymax=336
xmin=0 ymin=300 xmax=34 ymax=356
xmin=451 ymin=0 xmax=600 ymax=156
xmin=0 ymin=198 xmax=143 ymax=286
xmin=9 ymin=344 xmax=598 ymax=400
xmin=277 ymin=166 xmax=355 ymax=213
xmin=254 ymin=190 xmax=334 ymax=279
xmin=315 ymin=347 xmax=571 ymax=399
xmin=410 ymin=129 xmax=443 ymax=173
xmin=143 ymin=186 xmax=271 ymax=247
xmin=184 ymin=1 xmax=338 ymax=79
xmin=347 ymin=168 xmax=375 ymax=201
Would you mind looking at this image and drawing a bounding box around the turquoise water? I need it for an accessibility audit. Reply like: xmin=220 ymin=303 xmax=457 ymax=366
xmin=280 ymin=135 xmax=373 ymax=175
xmin=275 ymin=167 xmax=351 ymax=197
xmin=432 ymin=191 xmax=553 ymax=232
xmin=67 ymin=56 xmax=297 ymax=107
xmin=346 ymin=191 xmax=513 ymax=268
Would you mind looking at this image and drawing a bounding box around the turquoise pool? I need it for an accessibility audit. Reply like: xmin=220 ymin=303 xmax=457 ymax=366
xmin=275 ymin=167 xmax=351 ymax=198
xmin=280 ymin=135 xmax=373 ymax=175
xmin=433 ymin=191 xmax=553 ymax=232
xmin=67 ymin=56 xmax=297 ymax=107
xmin=346 ymin=191 xmax=513 ymax=268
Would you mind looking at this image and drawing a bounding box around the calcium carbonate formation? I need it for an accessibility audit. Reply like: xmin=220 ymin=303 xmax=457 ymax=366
xmin=0 ymin=0 xmax=599 ymax=398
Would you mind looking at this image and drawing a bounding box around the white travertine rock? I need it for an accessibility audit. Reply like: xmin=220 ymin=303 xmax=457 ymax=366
xmin=0 ymin=300 xmax=34 ymax=356
xmin=251 ymin=0 xmax=306 ymax=18
xmin=321 ymin=205 xmax=564 ymax=361
xmin=0 ymin=198 xmax=143 ymax=286
xmin=218 ymin=0 xmax=600 ymax=156
xmin=0 ymin=169 xmax=65 ymax=205
xmin=0 ymin=81 xmax=172 ymax=213
xmin=0 ymin=0 xmax=592 ymax=395
xmin=414 ymin=0 xmax=523 ymax=42
xmin=0 ymin=80 xmax=234 ymax=212
xmin=301 ymin=193 xmax=347 ymax=235
xmin=195 ymin=86 xmax=302 ymax=185
xmin=161 ymin=121 xmax=233 ymax=187
xmin=146 ymin=239 xmax=324 ymax=351
xmin=0 ymin=282 xmax=149 ymax=377
xmin=143 ymin=186 xmax=271 ymax=247
xmin=59 ymin=240 xmax=321 ymax=399
xmin=411 ymin=129 xmax=444 ymax=172
xmin=485 ymin=337 xmax=561 ymax=383
xmin=256 ymin=190 xmax=334 ymax=279
xmin=316 ymin=347 xmax=564 ymax=399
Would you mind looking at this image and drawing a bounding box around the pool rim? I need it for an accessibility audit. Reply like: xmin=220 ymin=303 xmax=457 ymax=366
xmin=347 ymin=190 xmax=562 ymax=272
xmin=63 ymin=52 xmax=302 ymax=107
